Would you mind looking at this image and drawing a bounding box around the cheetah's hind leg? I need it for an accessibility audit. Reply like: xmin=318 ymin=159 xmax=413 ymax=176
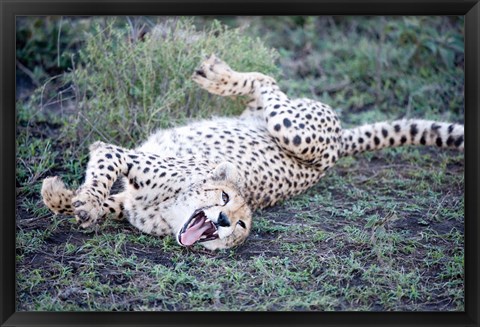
xmin=192 ymin=55 xmax=280 ymax=117
xmin=192 ymin=54 xmax=277 ymax=97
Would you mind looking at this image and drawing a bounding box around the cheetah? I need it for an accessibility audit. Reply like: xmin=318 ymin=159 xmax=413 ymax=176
xmin=41 ymin=55 xmax=464 ymax=250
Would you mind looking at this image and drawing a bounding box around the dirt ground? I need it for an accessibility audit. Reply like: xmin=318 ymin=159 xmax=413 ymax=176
xmin=16 ymin=114 xmax=464 ymax=311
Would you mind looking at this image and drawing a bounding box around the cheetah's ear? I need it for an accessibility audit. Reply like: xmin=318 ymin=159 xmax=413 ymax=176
xmin=211 ymin=162 xmax=240 ymax=184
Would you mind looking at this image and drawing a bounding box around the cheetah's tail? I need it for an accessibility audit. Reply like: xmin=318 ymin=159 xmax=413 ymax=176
xmin=339 ymin=119 xmax=464 ymax=157
xmin=41 ymin=176 xmax=75 ymax=215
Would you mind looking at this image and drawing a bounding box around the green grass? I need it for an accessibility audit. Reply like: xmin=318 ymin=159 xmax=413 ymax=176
xmin=16 ymin=16 xmax=464 ymax=311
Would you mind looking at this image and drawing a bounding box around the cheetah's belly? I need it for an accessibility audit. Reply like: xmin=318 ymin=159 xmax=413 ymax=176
xmin=137 ymin=116 xmax=326 ymax=209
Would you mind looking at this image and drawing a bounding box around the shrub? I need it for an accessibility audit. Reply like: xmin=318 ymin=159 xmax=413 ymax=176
xmin=16 ymin=16 xmax=89 ymax=86
xmin=51 ymin=18 xmax=279 ymax=147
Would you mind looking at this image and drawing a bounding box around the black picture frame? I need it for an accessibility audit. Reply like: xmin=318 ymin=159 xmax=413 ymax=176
xmin=2 ymin=1 xmax=479 ymax=326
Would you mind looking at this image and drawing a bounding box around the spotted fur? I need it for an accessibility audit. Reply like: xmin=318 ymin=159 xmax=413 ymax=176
xmin=41 ymin=55 xmax=463 ymax=250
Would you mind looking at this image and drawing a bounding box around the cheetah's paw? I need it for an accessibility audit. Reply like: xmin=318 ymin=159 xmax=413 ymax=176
xmin=41 ymin=176 xmax=74 ymax=215
xmin=71 ymin=192 xmax=104 ymax=228
xmin=192 ymin=54 xmax=235 ymax=92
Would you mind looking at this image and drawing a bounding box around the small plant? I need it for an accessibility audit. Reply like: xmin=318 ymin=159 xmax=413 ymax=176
xmin=16 ymin=16 xmax=87 ymax=85
xmin=37 ymin=17 xmax=280 ymax=148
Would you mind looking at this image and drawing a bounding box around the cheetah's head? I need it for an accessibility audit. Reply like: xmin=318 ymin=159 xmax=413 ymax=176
xmin=175 ymin=162 xmax=252 ymax=250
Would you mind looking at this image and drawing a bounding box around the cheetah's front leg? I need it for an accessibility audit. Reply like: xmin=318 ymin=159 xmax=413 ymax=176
xmin=71 ymin=141 xmax=132 ymax=227
xmin=41 ymin=176 xmax=126 ymax=223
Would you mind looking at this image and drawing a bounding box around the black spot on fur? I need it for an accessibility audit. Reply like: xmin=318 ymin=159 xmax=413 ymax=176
xmin=283 ymin=118 xmax=292 ymax=128
xmin=446 ymin=135 xmax=454 ymax=146
xmin=293 ymin=135 xmax=302 ymax=146
xmin=374 ymin=136 xmax=380 ymax=145
xmin=420 ymin=131 xmax=427 ymax=145
xmin=454 ymin=135 xmax=463 ymax=147
xmin=436 ymin=137 xmax=443 ymax=147
xmin=410 ymin=124 xmax=419 ymax=137
xmin=394 ymin=124 xmax=401 ymax=133
xmin=382 ymin=129 xmax=388 ymax=138
xmin=400 ymin=136 xmax=407 ymax=144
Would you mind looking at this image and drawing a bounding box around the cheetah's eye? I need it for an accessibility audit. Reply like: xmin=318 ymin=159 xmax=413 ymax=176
xmin=221 ymin=191 xmax=229 ymax=204
xmin=237 ymin=220 xmax=246 ymax=229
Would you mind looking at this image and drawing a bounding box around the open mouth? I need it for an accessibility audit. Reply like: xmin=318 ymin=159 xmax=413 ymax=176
xmin=178 ymin=210 xmax=218 ymax=246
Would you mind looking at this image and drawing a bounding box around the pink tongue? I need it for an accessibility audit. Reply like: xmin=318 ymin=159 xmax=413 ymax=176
xmin=180 ymin=219 xmax=210 ymax=246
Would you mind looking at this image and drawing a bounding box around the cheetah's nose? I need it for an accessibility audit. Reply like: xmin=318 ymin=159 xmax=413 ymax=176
xmin=216 ymin=212 xmax=231 ymax=227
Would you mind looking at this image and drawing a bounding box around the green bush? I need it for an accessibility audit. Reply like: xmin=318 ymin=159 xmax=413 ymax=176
xmin=16 ymin=17 xmax=89 ymax=85
xmin=55 ymin=18 xmax=279 ymax=147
